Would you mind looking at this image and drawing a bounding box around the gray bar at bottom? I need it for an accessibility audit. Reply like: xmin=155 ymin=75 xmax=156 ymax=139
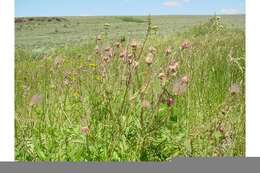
xmin=0 ymin=158 xmax=259 ymax=173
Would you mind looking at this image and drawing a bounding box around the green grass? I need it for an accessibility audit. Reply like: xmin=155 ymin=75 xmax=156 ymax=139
xmin=15 ymin=15 xmax=245 ymax=49
xmin=15 ymin=15 xmax=245 ymax=161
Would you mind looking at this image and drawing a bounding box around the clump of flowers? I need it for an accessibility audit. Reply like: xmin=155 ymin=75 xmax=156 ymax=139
xmin=86 ymin=16 xmax=193 ymax=157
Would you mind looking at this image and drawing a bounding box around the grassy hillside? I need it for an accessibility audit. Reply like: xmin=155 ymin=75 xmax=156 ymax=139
xmin=15 ymin=15 xmax=245 ymax=161
xmin=15 ymin=15 xmax=245 ymax=49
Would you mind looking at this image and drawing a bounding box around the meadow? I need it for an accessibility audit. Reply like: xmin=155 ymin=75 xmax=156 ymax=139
xmin=15 ymin=15 xmax=245 ymax=161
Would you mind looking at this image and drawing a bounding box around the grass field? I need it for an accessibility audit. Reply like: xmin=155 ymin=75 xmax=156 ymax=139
xmin=15 ymin=15 xmax=245 ymax=161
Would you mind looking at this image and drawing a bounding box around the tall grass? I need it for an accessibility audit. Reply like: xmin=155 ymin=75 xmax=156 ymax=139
xmin=15 ymin=16 xmax=245 ymax=161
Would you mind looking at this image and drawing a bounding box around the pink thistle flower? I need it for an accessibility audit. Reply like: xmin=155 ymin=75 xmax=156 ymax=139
xmin=167 ymin=98 xmax=175 ymax=107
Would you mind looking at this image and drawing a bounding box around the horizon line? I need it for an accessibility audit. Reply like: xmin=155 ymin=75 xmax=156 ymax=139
xmin=15 ymin=13 xmax=246 ymax=18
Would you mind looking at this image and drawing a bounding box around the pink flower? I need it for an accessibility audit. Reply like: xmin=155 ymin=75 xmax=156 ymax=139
xmin=167 ymin=98 xmax=175 ymax=107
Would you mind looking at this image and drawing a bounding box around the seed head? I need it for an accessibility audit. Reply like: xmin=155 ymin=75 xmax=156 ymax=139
xmin=145 ymin=53 xmax=154 ymax=65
